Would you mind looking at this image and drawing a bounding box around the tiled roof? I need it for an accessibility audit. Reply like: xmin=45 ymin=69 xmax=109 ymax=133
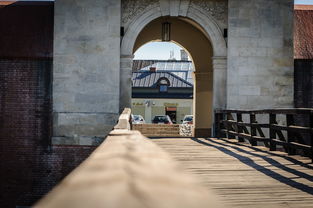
xmin=294 ymin=5 xmax=313 ymax=10
xmin=294 ymin=6 xmax=313 ymax=59
xmin=132 ymin=71 xmax=193 ymax=88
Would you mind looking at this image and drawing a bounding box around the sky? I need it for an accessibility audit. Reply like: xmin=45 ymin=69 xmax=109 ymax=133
xmin=295 ymin=0 xmax=313 ymax=4
xmin=134 ymin=42 xmax=185 ymax=60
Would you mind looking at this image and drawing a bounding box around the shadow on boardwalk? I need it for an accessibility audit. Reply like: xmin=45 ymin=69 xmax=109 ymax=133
xmin=191 ymin=138 xmax=313 ymax=195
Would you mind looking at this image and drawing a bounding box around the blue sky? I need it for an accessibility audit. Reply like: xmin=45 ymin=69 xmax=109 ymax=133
xmin=295 ymin=0 xmax=313 ymax=4
xmin=134 ymin=42 xmax=185 ymax=60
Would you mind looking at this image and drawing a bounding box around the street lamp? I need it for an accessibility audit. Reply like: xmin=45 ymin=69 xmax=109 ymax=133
xmin=162 ymin=21 xmax=171 ymax=42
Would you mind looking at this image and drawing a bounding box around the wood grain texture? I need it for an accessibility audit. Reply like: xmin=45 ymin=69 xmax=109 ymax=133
xmin=153 ymin=138 xmax=313 ymax=208
xmin=34 ymin=132 xmax=224 ymax=208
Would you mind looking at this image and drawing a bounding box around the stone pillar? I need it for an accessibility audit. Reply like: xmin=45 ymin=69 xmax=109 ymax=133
xmin=212 ymin=56 xmax=227 ymax=109
xmin=52 ymin=0 xmax=121 ymax=145
xmin=193 ymin=71 xmax=213 ymax=137
xmin=120 ymin=55 xmax=133 ymax=112
xmin=227 ymin=0 xmax=294 ymax=110
xmin=144 ymin=101 xmax=152 ymax=123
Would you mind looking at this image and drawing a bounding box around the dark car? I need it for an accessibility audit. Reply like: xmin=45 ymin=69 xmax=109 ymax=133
xmin=152 ymin=115 xmax=173 ymax=124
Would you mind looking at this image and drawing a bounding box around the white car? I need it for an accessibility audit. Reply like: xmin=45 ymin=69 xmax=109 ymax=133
xmin=131 ymin=115 xmax=145 ymax=124
xmin=182 ymin=115 xmax=193 ymax=124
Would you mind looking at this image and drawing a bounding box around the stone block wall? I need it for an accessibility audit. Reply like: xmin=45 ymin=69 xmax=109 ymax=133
xmin=53 ymin=0 xmax=121 ymax=144
xmin=227 ymin=0 xmax=294 ymax=109
xmin=0 ymin=3 xmax=97 ymax=207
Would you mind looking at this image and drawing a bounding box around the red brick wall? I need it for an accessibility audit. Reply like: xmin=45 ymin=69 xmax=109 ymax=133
xmin=0 ymin=59 xmax=96 ymax=206
xmin=294 ymin=7 xmax=313 ymax=59
xmin=0 ymin=59 xmax=51 ymax=207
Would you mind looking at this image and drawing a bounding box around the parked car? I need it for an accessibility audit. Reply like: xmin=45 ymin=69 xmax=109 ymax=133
xmin=182 ymin=115 xmax=193 ymax=124
xmin=152 ymin=115 xmax=173 ymax=124
xmin=131 ymin=115 xmax=145 ymax=124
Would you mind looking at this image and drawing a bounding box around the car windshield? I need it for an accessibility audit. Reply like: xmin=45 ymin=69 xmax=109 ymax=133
xmin=184 ymin=116 xmax=193 ymax=121
xmin=154 ymin=116 xmax=168 ymax=122
xmin=133 ymin=115 xmax=141 ymax=120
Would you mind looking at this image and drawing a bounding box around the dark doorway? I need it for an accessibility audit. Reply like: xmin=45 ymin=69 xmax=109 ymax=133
xmin=166 ymin=107 xmax=177 ymax=124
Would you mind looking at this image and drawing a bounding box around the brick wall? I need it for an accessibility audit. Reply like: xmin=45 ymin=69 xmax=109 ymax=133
xmin=0 ymin=59 xmax=51 ymax=206
xmin=0 ymin=59 xmax=96 ymax=206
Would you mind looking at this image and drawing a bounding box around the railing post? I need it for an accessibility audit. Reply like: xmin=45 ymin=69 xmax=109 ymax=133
xmin=236 ymin=113 xmax=244 ymax=142
xmin=227 ymin=113 xmax=235 ymax=139
xmin=286 ymin=114 xmax=296 ymax=155
xmin=269 ymin=113 xmax=276 ymax=151
xmin=225 ymin=113 xmax=230 ymax=139
xmin=310 ymin=111 xmax=313 ymax=163
xmin=250 ymin=113 xmax=257 ymax=146
xmin=215 ymin=112 xmax=221 ymax=138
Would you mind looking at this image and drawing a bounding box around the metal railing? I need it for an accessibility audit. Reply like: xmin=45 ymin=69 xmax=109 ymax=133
xmin=215 ymin=109 xmax=313 ymax=162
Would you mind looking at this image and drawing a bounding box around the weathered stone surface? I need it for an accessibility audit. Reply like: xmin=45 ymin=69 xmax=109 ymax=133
xmin=53 ymin=113 xmax=118 ymax=137
xmin=53 ymin=0 xmax=121 ymax=144
xmin=227 ymin=0 xmax=294 ymax=109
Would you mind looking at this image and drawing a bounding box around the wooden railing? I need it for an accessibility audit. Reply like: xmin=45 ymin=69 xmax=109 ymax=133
xmin=215 ymin=109 xmax=313 ymax=162
xmin=34 ymin=108 xmax=224 ymax=208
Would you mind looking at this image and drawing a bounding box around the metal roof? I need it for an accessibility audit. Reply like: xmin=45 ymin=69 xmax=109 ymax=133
xmin=132 ymin=60 xmax=194 ymax=84
xmin=132 ymin=71 xmax=193 ymax=88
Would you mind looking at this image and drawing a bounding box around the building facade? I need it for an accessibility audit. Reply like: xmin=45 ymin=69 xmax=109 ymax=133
xmin=0 ymin=0 xmax=296 ymax=207
xmin=131 ymin=62 xmax=194 ymax=123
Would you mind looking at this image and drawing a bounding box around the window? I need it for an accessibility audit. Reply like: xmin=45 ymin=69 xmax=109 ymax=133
xmin=157 ymin=77 xmax=170 ymax=93
xmin=159 ymin=85 xmax=168 ymax=92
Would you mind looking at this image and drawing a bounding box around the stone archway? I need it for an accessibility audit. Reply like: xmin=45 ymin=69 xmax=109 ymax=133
xmin=120 ymin=0 xmax=227 ymax=120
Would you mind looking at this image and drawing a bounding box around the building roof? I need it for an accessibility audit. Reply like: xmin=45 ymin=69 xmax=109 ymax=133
xmin=132 ymin=71 xmax=193 ymax=88
xmin=132 ymin=92 xmax=193 ymax=99
xmin=132 ymin=60 xmax=194 ymax=84
xmin=294 ymin=5 xmax=313 ymax=59
xmin=133 ymin=60 xmax=193 ymax=70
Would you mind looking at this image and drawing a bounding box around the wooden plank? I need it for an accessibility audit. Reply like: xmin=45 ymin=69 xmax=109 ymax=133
xmin=153 ymin=137 xmax=313 ymax=208
xmin=289 ymin=142 xmax=312 ymax=151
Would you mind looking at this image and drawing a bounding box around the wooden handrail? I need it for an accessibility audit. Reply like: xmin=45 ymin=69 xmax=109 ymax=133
xmin=34 ymin=109 xmax=225 ymax=208
xmin=215 ymin=109 xmax=313 ymax=162
xmin=114 ymin=108 xmax=132 ymax=130
xmin=216 ymin=108 xmax=313 ymax=115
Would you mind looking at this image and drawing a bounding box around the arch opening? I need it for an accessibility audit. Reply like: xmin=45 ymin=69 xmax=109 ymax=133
xmin=120 ymin=5 xmax=228 ymax=137
xmin=131 ymin=17 xmax=214 ymax=137
xmin=132 ymin=41 xmax=195 ymax=128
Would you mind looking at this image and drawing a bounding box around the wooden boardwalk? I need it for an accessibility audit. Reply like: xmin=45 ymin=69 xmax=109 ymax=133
xmin=152 ymin=137 xmax=313 ymax=208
